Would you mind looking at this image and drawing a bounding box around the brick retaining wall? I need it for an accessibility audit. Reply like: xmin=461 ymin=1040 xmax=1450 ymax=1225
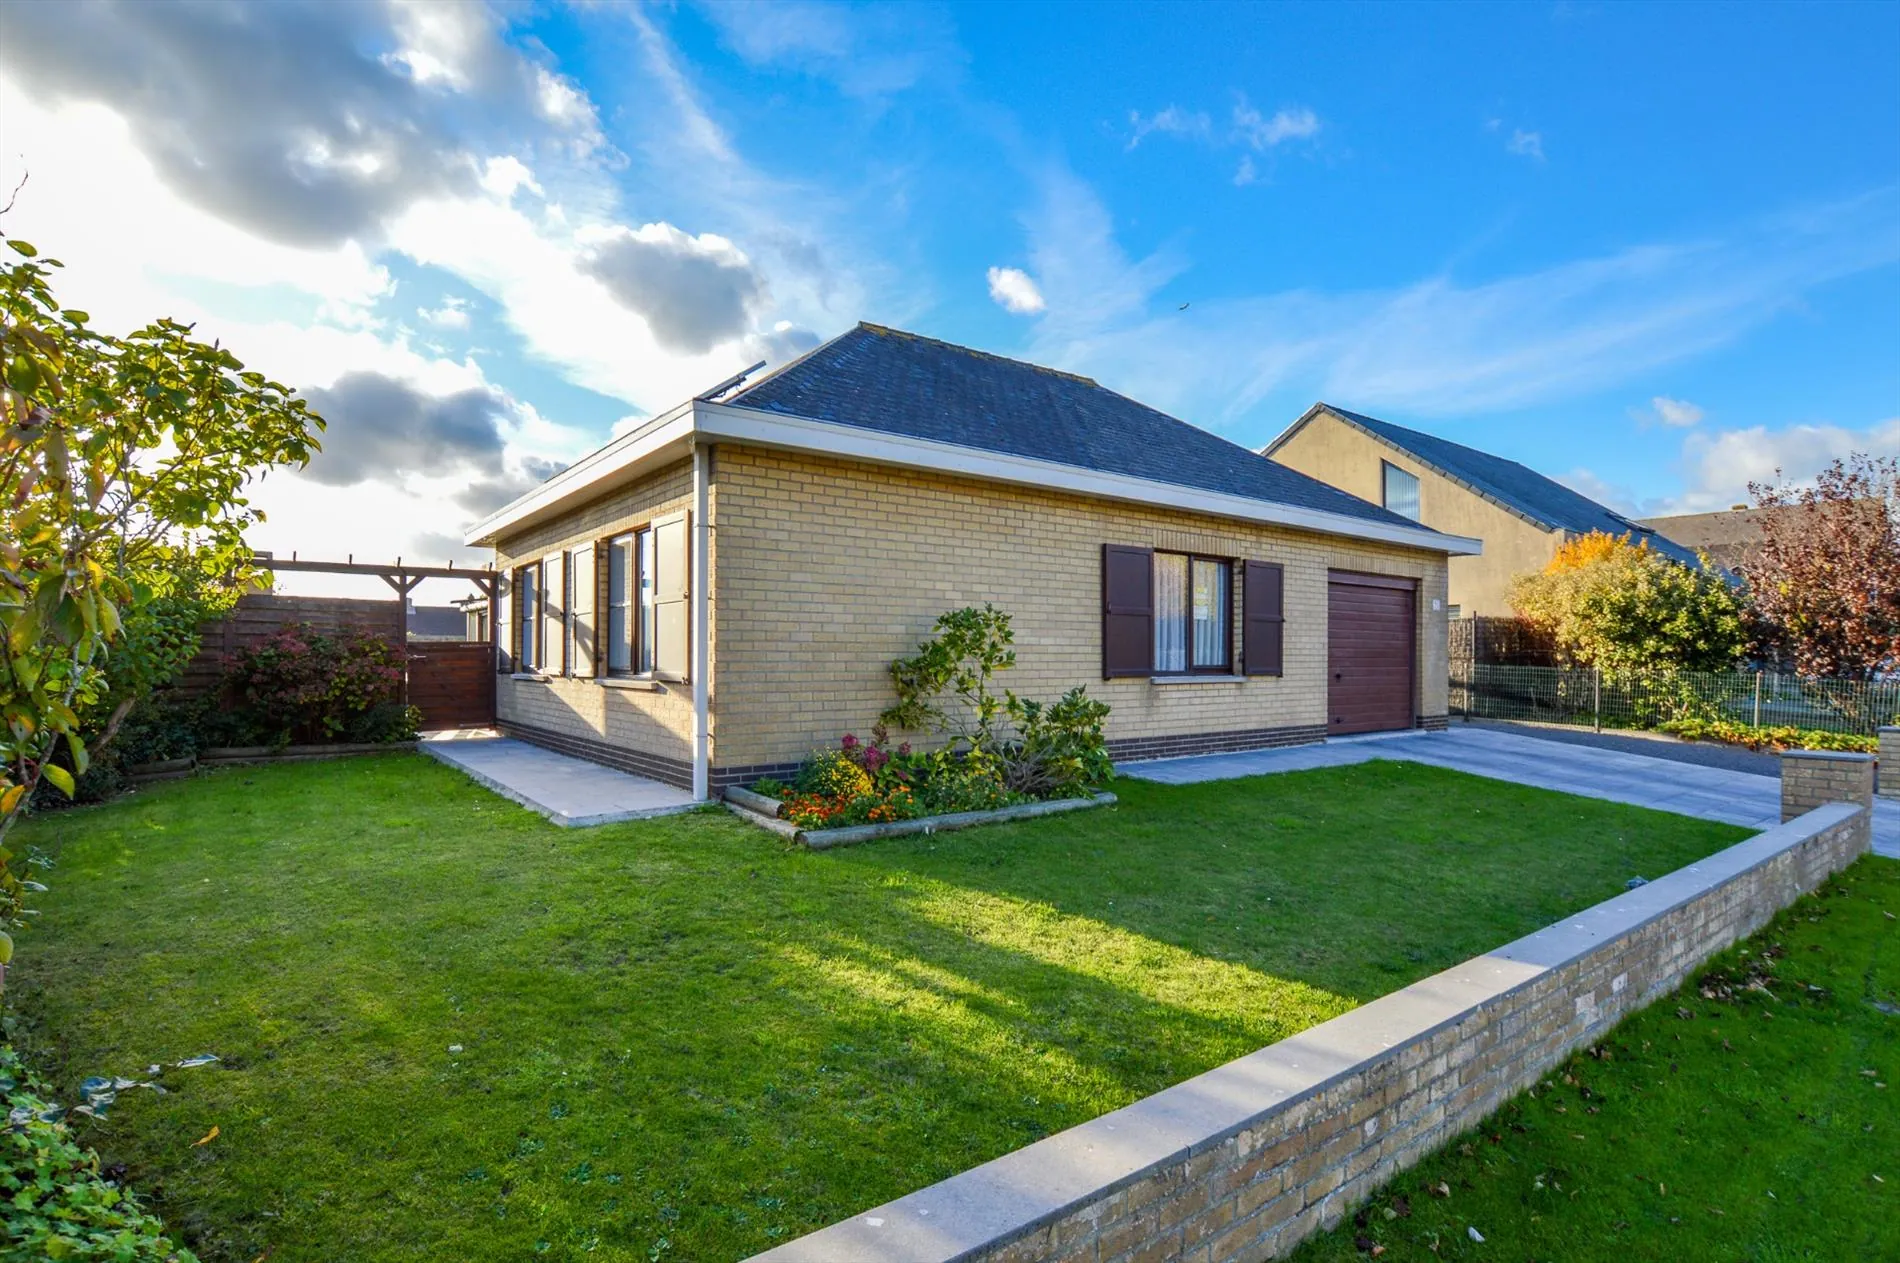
xmin=1879 ymin=727 xmax=1897 ymax=799
xmin=754 ymin=797 xmax=1872 ymax=1263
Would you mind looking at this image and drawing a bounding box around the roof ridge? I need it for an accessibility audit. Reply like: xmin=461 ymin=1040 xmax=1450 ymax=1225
xmin=855 ymin=322 xmax=1099 ymax=386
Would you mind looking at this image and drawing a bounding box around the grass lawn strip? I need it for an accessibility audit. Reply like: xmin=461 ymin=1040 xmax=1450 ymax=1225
xmin=11 ymin=754 xmax=1748 ymax=1262
xmin=1293 ymin=855 xmax=1900 ymax=1262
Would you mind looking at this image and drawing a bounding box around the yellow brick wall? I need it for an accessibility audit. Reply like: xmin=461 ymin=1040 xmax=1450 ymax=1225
xmin=492 ymin=458 xmax=702 ymax=770
xmin=711 ymin=445 xmax=1450 ymax=769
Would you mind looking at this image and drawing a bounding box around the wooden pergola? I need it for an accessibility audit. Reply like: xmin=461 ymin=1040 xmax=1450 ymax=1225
xmin=251 ymin=553 xmax=497 ymax=647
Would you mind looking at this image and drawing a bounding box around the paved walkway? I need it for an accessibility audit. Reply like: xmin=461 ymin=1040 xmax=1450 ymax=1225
xmin=1121 ymin=726 xmax=1899 ymax=859
xmin=420 ymin=730 xmax=699 ymax=827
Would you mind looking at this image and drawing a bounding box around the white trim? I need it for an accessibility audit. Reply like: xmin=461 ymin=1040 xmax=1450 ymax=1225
xmin=1149 ymin=674 xmax=1248 ymax=685
xmin=463 ymin=400 xmax=696 ymax=546
xmin=467 ymin=396 xmax=1481 ymax=557
xmin=690 ymin=442 xmax=711 ymax=802
xmin=694 ymin=401 xmax=1481 ymax=555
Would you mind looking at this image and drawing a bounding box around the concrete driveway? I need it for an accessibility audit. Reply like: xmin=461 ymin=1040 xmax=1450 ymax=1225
xmin=1120 ymin=725 xmax=1898 ymax=859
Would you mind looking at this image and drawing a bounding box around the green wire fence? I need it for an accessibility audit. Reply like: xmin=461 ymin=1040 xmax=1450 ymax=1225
xmin=1449 ymin=663 xmax=1900 ymax=736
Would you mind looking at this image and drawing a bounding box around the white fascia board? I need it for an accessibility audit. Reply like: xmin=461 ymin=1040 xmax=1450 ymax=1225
xmin=694 ymin=401 xmax=1482 ymax=556
xmin=462 ymin=400 xmax=696 ymax=547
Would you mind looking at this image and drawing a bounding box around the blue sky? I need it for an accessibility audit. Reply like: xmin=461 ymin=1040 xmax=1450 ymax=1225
xmin=0 ymin=0 xmax=1894 ymax=576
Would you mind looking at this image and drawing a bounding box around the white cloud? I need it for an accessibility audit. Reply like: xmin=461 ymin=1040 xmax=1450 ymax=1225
xmin=695 ymin=0 xmax=962 ymax=96
xmin=1233 ymin=99 xmax=1320 ymax=149
xmin=1127 ymin=105 xmax=1213 ymax=149
xmin=1555 ymin=467 xmax=1642 ymax=516
xmin=418 ymin=296 xmax=472 ymax=329
xmin=1233 ymin=156 xmax=1260 ymax=187
xmin=1647 ymin=395 xmax=1705 ymax=427
xmin=986 ymin=266 xmax=1046 ymax=315
xmin=1669 ymin=417 xmax=1900 ymax=512
xmin=1507 ymin=129 xmax=1545 ymax=161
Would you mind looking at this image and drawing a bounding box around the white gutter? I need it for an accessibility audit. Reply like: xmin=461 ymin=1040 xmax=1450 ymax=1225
xmin=690 ymin=442 xmax=712 ymax=802
xmin=694 ymin=401 xmax=1483 ymax=556
xmin=467 ymin=397 xmax=1482 ymax=558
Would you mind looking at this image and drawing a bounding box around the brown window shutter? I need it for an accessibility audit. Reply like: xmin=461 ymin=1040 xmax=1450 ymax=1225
xmin=1102 ymin=544 xmax=1154 ymax=678
xmin=1243 ymin=560 xmax=1285 ymax=676
xmin=652 ymin=512 xmax=691 ymax=681
xmin=496 ymin=571 xmax=513 ymax=673
xmin=570 ymin=545 xmax=596 ymax=677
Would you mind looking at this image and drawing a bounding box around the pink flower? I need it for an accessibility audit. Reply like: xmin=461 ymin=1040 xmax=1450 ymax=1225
xmin=840 ymin=733 xmax=859 ymax=749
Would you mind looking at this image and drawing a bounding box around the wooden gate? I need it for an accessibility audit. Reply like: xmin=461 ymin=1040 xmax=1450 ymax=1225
xmin=407 ymin=642 xmax=496 ymax=731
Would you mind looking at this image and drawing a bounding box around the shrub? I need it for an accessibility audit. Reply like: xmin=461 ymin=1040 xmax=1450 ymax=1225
xmin=747 ymin=776 xmax=789 ymax=800
xmin=1509 ymin=532 xmax=1746 ymax=673
xmin=1658 ymin=717 xmax=1878 ymax=753
xmin=881 ymin=607 xmax=1114 ymax=800
xmin=0 ymin=1044 xmax=196 ymax=1261
xmin=218 ymin=625 xmax=406 ymax=746
xmin=796 ymin=748 xmax=873 ymax=800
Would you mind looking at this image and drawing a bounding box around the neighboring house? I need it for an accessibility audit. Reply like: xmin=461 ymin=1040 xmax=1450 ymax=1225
xmin=406 ymin=602 xmax=473 ymax=642
xmin=464 ymin=325 xmax=1479 ymax=798
xmin=1637 ymin=505 xmax=1767 ymax=574
xmin=1265 ymin=404 xmax=1700 ymax=618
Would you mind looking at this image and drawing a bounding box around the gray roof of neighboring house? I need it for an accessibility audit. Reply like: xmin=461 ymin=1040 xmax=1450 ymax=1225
xmin=1637 ymin=506 xmax=1777 ymax=572
xmin=1274 ymin=404 xmax=1704 ymax=568
xmin=725 ymin=323 xmax=1430 ymax=532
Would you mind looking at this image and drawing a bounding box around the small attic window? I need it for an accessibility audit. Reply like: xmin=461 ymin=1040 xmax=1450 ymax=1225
xmin=1383 ymin=461 xmax=1421 ymax=521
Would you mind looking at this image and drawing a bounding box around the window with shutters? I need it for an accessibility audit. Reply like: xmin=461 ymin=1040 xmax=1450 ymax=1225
xmin=1106 ymin=545 xmax=1281 ymax=679
xmin=601 ymin=515 xmax=687 ymax=680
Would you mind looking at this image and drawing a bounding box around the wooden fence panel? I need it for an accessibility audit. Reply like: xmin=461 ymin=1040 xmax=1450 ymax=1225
xmin=177 ymin=594 xmax=405 ymax=696
xmin=407 ymin=642 xmax=496 ymax=731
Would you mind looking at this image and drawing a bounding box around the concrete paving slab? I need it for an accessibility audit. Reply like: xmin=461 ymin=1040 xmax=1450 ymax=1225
xmin=1120 ymin=726 xmax=1899 ymax=859
xmin=420 ymin=731 xmax=699 ymax=827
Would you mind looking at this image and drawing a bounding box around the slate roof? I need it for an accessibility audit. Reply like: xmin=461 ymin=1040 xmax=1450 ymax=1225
xmin=1637 ymin=507 xmax=1775 ymax=573
xmin=724 ymin=323 xmax=1430 ymax=532
xmin=1297 ymin=405 xmax=1703 ymax=567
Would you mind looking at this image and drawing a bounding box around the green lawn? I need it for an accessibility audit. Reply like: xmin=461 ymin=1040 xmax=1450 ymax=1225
xmin=8 ymin=754 xmax=1748 ymax=1262
xmin=1294 ymin=855 xmax=1900 ymax=1263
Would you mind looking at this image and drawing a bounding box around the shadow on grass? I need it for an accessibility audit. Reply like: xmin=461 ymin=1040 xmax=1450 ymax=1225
xmin=5 ymin=753 xmax=1749 ymax=1263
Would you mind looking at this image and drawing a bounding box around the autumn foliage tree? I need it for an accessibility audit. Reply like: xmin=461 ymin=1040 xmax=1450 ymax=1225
xmin=1742 ymin=454 xmax=1899 ymax=680
xmin=0 ymin=233 xmax=320 ymax=949
xmin=1508 ymin=531 xmax=1746 ymax=672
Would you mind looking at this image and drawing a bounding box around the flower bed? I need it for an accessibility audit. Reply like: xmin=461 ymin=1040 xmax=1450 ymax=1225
xmin=730 ymin=605 xmax=1118 ymax=848
xmin=1657 ymin=716 xmax=1879 ymax=753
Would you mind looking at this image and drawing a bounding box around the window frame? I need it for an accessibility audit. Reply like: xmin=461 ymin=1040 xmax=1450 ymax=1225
xmin=602 ymin=524 xmax=658 ymax=678
xmin=561 ymin=550 xmax=577 ymax=675
xmin=1152 ymin=549 xmax=1234 ymax=676
xmin=515 ymin=559 xmax=543 ymax=672
xmin=1382 ymin=460 xmax=1421 ymax=522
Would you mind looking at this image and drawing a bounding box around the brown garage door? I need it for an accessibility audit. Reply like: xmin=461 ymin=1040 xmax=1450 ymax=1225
xmin=1327 ymin=573 xmax=1416 ymax=736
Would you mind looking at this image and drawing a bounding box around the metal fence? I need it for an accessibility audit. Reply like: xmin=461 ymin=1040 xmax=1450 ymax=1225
xmin=1449 ymin=663 xmax=1900 ymax=736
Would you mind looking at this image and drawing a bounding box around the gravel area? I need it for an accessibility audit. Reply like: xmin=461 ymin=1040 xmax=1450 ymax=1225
xmin=1463 ymin=719 xmax=1779 ymax=777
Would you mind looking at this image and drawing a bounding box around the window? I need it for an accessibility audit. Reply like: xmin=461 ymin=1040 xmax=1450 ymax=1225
xmin=517 ymin=561 xmax=540 ymax=670
xmin=1153 ymin=552 xmax=1230 ymax=673
xmin=604 ymin=526 xmax=659 ymax=675
xmin=1382 ymin=461 xmax=1421 ymax=521
xmin=606 ymin=533 xmax=633 ymax=673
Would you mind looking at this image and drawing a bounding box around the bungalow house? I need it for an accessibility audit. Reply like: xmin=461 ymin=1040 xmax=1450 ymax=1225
xmin=1265 ymin=404 xmax=1699 ymax=618
xmin=463 ymin=325 xmax=1480 ymax=799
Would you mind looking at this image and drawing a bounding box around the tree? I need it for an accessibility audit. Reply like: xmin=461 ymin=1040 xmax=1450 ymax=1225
xmin=1508 ymin=531 xmax=1746 ymax=672
xmin=0 ymin=233 xmax=320 ymax=939
xmin=1743 ymin=454 xmax=1899 ymax=680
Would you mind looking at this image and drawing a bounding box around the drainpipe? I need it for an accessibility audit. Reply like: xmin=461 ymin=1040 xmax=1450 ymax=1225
xmin=691 ymin=441 xmax=712 ymax=801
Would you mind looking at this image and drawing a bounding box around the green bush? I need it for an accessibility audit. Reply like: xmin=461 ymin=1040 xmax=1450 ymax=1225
xmin=796 ymin=749 xmax=873 ymax=799
xmin=1659 ymin=717 xmax=1878 ymax=753
xmin=0 ymin=1045 xmax=196 ymax=1261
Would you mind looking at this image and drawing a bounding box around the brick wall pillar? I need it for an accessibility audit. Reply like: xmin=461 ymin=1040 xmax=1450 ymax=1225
xmin=1780 ymin=749 xmax=1876 ymax=822
xmin=1879 ymin=727 xmax=1899 ymax=800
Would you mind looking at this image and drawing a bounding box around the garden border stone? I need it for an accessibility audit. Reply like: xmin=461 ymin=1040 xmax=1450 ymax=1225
xmin=723 ymin=790 xmax=1116 ymax=849
xmin=198 ymin=741 xmax=418 ymax=764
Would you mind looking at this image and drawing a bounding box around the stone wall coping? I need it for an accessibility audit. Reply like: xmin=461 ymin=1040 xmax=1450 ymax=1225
xmin=748 ymin=800 xmax=1864 ymax=1263
xmin=1880 ymin=725 xmax=1899 ymax=734
xmin=1779 ymin=749 xmax=1876 ymax=763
